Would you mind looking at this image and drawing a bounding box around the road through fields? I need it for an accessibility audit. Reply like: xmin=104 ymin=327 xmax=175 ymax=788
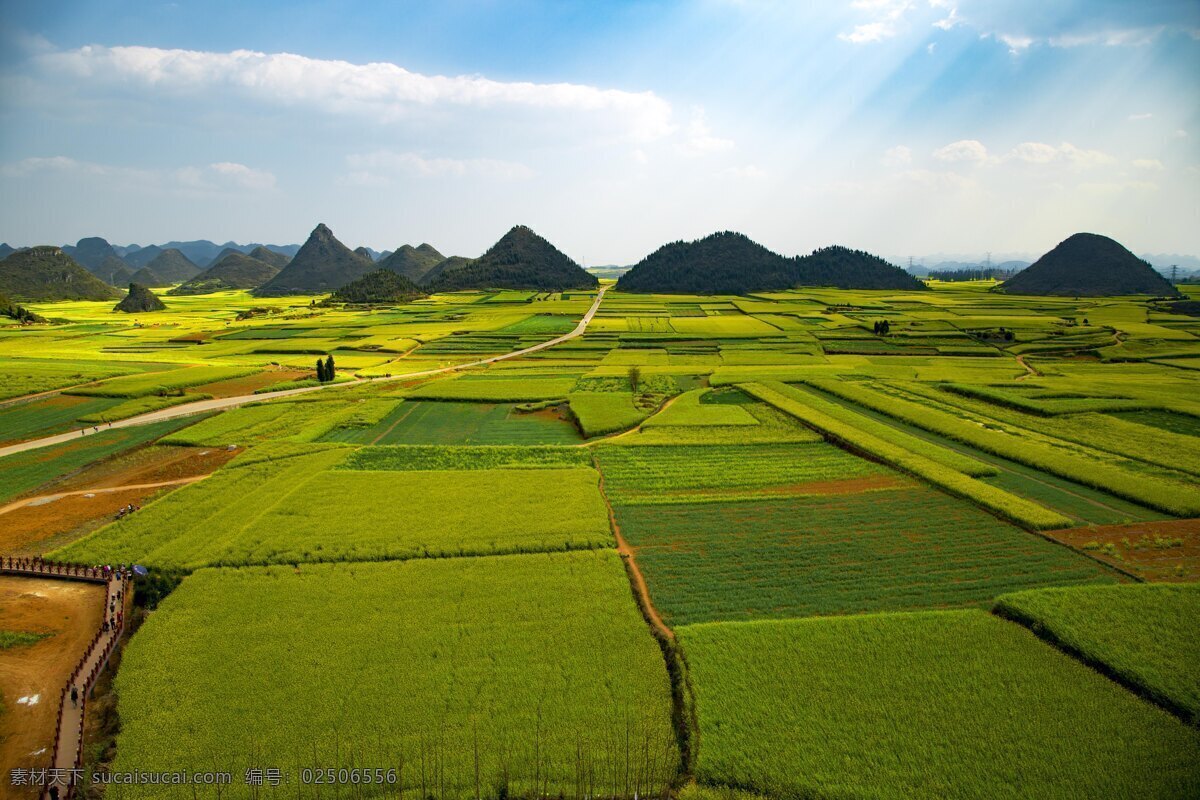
xmin=0 ymin=287 xmax=609 ymax=459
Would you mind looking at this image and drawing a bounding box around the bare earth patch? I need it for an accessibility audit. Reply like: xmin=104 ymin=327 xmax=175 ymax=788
xmin=192 ymin=368 xmax=308 ymax=398
xmin=1 ymin=446 xmax=241 ymax=554
xmin=0 ymin=576 xmax=105 ymax=796
xmin=1048 ymin=518 xmax=1200 ymax=581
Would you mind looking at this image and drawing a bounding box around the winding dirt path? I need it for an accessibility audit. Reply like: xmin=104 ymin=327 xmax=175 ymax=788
xmin=0 ymin=288 xmax=609 ymax=459
xmin=1015 ymin=354 xmax=1041 ymax=380
xmin=0 ymin=477 xmax=207 ymax=517
xmin=593 ymin=455 xmax=674 ymax=641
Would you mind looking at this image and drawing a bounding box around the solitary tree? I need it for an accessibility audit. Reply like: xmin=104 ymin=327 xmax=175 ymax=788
xmin=325 ymin=354 xmax=336 ymax=382
xmin=315 ymin=358 xmax=327 ymax=382
xmin=628 ymin=366 xmax=641 ymax=394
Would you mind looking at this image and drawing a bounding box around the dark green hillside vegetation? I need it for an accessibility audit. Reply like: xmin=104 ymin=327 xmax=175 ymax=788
xmin=795 ymin=245 xmax=926 ymax=290
xmin=122 ymin=244 xmax=162 ymax=268
xmin=617 ymin=231 xmax=795 ymax=294
xmin=113 ymin=283 xmax=166 ymax=312
xmin=426 ymin=225 xmax=598 ymax=291
xmin=0 ymin=246 xmax=122 ymax=301
xmin=253 ymin=223 xmax=374 ymax=296
xmin=421 ymin=255 xmax=473 ymax=283
xmin=207 ymin=246 xmax=242 ymax=267
xmin=247 ymin=245 xmax=290 ymax=269
xmin=98 ymin=255 xmax=133 ymax=286
xmin=63 ymin=236 xmax=123 ymax=273
xmin=617 ymin=233 xmax=925 ymax=294
xmin=328 ymin=268 xmax=426 ymax=304
xmin=999 ymin=233 xmax=1181 ymax=297
xmin=168 ymin=252 xmax=281 ymax=295
xmin=378 ymin=243 xmax=445 ymax=282
xmin=0 ymin=292 xmax=46 ymax=323
xmin=128 ymin=266 xmax=165 ymax=287
xmin=142 ymin=248 xmax=201 ymax=284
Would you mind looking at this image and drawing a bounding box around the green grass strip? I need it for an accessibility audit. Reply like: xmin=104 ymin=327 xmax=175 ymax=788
xmin=806 ymin=378 xmax=1200 ymax=517
xmin=743 ymin=382 xmax=1072 ymax=530
xmin=994 ymin=583 xmax=1200 ymax=724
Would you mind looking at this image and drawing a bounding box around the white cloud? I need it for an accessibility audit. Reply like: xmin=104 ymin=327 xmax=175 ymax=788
xmin=1132 ymin=158 xmax=1164 ymax=171
xmin=39 ymin=44 xmax=676 ymax=142
xmin=1049 ymin=27 xmax=1164 ymax=48
xmin=840 ymin=0 xmax=913 ymax=43
xmin=997 ymin=33 xmax=1033 ymax=54
xmin=676 ymin=109 xmax=735 ymax=157
xmin=840 ymin=22 xmax=895 ymax=43
xmin=1128 ymin=112 xmax=1153 ymax=121
xmin=345 ymin=151 xmax=534 ymax=182
xmin=932 ymin=139 xmax=992 ymax=164
xmin=1 ymin=155 xmax=276 ymax=192
xmin=882 ymin=145 xmax=913 ymax=166
xmin=1175 ymin=129 xmax=1189 ymax=138
xmin=1007 ymin=141 xmax=1116 ymax=169
xmin=932 ymin=2 xmax=1190 ymax=52
xmin=932 ymin=6 xmax=960 ymax=30
xmin=208 ymin=161 xmax=276 ymax=190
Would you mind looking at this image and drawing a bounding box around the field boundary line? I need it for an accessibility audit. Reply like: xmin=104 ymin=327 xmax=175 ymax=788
xmin=591 ymin=453 xmax=697 ymax=780
xmin=991 ymin=603 xmax=1195 ymax=727
xmin=810 ymin=383 xmax=1150 ymax=523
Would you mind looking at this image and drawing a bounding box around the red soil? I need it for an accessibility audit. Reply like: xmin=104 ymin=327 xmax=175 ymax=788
xmin=1048 ymin=518 xmax=1200 ymax=582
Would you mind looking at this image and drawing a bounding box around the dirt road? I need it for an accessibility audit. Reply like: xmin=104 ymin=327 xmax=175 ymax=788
xmin=0 ymin=288 xmax=609 ymax=459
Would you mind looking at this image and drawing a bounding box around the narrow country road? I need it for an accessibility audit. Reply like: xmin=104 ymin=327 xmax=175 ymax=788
xmin=0 ymin=287 xmax=609 ymax=459
xmin=0 ymin=477 xmax=208 ymax=517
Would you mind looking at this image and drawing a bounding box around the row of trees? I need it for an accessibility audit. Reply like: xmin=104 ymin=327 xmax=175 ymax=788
xmin=316 ymin=354 xmax=337 ymax=383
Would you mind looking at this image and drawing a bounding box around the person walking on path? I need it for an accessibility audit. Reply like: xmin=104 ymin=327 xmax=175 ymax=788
xmin=70 ymin=685 xmax=78 ymax=708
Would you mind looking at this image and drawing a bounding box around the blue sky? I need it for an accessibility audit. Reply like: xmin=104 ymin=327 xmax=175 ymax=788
xmin=1 ymin=0 xmax=1197 ymax=262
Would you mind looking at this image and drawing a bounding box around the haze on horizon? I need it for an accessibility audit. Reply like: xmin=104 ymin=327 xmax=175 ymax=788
xmin=0 ymin=0 xmax=1197 ymax=264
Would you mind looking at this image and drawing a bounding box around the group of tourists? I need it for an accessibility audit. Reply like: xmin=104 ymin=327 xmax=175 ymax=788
xmin=115 ymin=503 xmax=141 ymax=519
xmin=79 ymin=421 xmax=114 ymax=436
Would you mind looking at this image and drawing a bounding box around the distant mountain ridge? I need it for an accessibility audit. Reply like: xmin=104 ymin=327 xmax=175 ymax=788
xmin=378 ymin=243 xmax=446 ymax=283
xmin=252 ymin=223 xmax=374 ymax=296
xmin=0 ymin=246 xmax=122 ymax=301
xmin=617 ymin=232 xmax=924 ymax=294
xmin=998 ymin=233 xmax=1181 ymax=297
xmin=425 ymin=226 xmax=597 ymax=292
xmin=168 ymin=252 xmax=281 ymax=295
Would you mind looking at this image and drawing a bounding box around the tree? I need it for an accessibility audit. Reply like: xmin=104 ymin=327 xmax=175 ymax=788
xmin=316 ymin=358 xmax=327 ymax=382
xmin=325 ymin=354 xmax=336 ymax=382
xmin=628 ymin=366 xmax=641 ymax=394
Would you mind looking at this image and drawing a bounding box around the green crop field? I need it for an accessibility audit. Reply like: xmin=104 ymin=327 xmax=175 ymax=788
xmin=66 ymin=365 xmax=258 ymax=398
xmin=610 ymin=486 xmax=1117 ymax=625
xmin=56 ymin=449 xmax=613 ymax=568
xmin=5 ymin=279 xmax=1200 ymax=798
xmin=995 ymin=583 xmax=1200 ymax=723
xmin=0 ymin=415 xmax=204 ymax=504
xmin=323 ymin=399 xmax=584 ymax=445
xmin=595 ymin=442 xmax=886 ymax=504
xmin=106 ymin=552 xmax=678 ymax=799
xmin=679 ymin=611 xmax=1200 ymax=799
